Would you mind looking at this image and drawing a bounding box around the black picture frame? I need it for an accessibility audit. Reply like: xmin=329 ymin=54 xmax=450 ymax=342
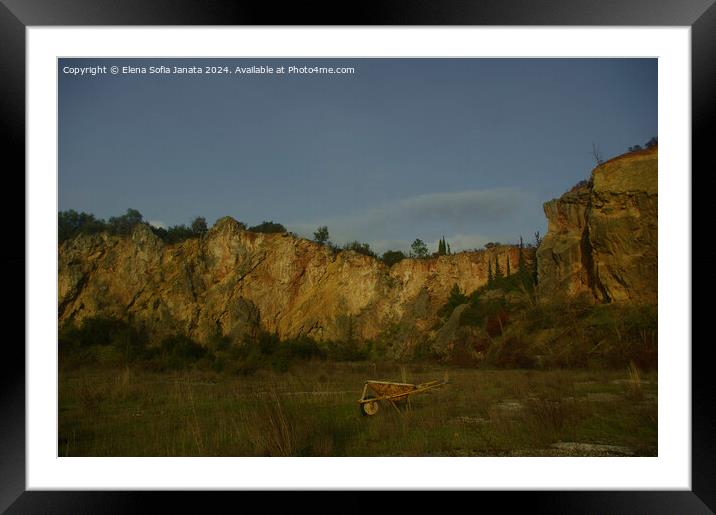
xmin=2 ymin=1 xmax=712 ymax=512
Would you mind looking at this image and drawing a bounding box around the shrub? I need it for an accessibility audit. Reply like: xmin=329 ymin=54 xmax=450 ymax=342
xmin=438 ymin=284 xmax=468 ymax=319
xmin=343 ymin=241 xmax=377 ymax=258
xmin=157 ymin=334 xmax=207 ymax=369
xmin=523 ymin=293 xmax=592 ymax=332
xmin=460 ymin=295 xmax=509 ymax=329
xmin=110 ymin=323 xmax=150 ymax=362
xmin=448 ymin=339 xmax=481 ymax=367
xmin=515 ymin=297 xmax=656 ymax=370
xmin=151 ymin=224 xmax=196 ymax=244
xmin=108 ymin=209 xmax=144 ymax=236
xmin=313 ymin=226 xmax=330 ymax=244
xmin=248 ymin=221 xmax=287 ymax=233
xmin=320 ymin=339 xmax=369 ymax=362
xmin=224 ymin=332 xmax=326 ymax=374
xmin=286 ymin=336 xmax=325 ymax=360
xmin=566 ymin=178 xmax=592 ymax=195
xmin=411 ymin=339 xmax=439 ymax=362
xmin=60 ymin=316 xmax=123 ymax=347
xmin=256 ymin=331 xmax=280 ymax=355
xmin=206 ymin=331 xmax=231 ymax=353
xmin=381 ymin=250 xmax=406 ymax=267
xmin=492 ymin=336 xmax=536 ymax=369
xmin=58 ymin=210 xmax=107 ymax=243
xmin=59 ymin=316 xmax=149 ymax=365
xmin=191 ymin=217 xmax=208 ymax=235
xmin=587 ymin=304 xmax=657 ymax=370
xmin=363 ymin=340 xmax=390 ymax=361
xmin=485 ymin=310 xmax=510 ymax=338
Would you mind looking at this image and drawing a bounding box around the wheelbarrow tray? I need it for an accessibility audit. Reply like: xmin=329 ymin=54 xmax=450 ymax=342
xmin=357 ymin=379 xmax=447 ymax=415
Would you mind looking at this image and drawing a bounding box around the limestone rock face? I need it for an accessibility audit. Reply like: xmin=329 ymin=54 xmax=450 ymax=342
xmin=537 ymin=147 xmax=657 ymax=303
xmin=59 ymin=220 xmax=527 ymax=346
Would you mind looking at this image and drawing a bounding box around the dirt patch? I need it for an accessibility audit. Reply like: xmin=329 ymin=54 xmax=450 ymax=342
xmin=454 ymin=416 xmax=489 ymax=425
xmin=496 ymin=400 xmax=524 ymax=412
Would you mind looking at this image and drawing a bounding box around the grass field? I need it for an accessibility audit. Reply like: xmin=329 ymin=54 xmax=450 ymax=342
xmin=58 ymin=361 xmax=657 ymax=457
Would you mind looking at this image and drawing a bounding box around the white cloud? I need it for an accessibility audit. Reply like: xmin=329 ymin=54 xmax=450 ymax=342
xmin=389 ymin=189 xmax=525 ymax=222
xmin=148 ymin=220 xmax=166 ymax=229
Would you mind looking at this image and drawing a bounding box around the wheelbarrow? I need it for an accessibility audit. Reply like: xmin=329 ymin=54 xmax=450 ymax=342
xmin=357 ymin=379 xmax=447 ymax=416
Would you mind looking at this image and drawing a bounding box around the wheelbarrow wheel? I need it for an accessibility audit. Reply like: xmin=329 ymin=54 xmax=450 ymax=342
xmin=360 ymin=399 xmax=379 ymax=416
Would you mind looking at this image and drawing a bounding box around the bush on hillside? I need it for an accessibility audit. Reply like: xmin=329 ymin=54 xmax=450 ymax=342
xmin=248 ymin=221 xmax=287 ymax=233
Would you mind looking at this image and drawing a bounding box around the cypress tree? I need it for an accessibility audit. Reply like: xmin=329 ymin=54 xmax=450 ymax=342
xmin=447 ymin=243 xmax=451 ymax=255
xmin=532 ymin=232 xmax=541 ymax=285
xmin=506 ymin=255 xmax=511 ymax=276
xmin=488 ymin=260 xmax=493 ymax=286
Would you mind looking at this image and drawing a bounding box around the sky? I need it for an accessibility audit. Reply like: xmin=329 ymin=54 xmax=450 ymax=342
xmin=58 ymin=58 xmax=657 ymax=254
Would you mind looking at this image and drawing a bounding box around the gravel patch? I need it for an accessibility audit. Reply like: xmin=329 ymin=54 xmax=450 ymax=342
xmin=550 ymin=442 xmax=635 ymax=456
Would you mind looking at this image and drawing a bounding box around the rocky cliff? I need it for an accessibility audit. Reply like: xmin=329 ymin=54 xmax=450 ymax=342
xmin=537 ymin=146 xmax=657 ymax=303
xmin=59 ymin=218 xmax=525 ymax=350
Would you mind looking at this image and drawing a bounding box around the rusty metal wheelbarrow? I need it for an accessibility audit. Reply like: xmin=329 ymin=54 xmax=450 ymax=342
xmin=357 ymin=379 xmax=447 ymax=416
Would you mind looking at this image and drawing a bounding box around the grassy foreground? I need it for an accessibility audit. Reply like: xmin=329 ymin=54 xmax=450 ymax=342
xmin=59 ymin=361 xmax=657 ymax=457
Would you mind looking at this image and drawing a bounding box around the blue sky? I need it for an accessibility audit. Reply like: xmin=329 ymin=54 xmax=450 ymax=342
xmin=59 ymin=58 xmax=657 ymax=254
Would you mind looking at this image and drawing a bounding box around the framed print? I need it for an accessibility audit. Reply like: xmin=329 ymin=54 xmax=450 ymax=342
xmin=3 ymin=0 xmax=714 ymax=512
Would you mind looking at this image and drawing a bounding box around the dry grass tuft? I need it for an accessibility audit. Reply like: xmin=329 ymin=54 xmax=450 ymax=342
xmin=624 ymin=361 xmax=644 ymax=401
xmin=247 ymin=389 xmax=295 ymax=456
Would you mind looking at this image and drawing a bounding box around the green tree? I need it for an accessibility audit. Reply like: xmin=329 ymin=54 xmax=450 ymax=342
xmin=439 ymin=236 xmax=451 ymax=256
xmin=149 ymin=225 xmax=169 ymax=240
xmin=506 ymin=255 xmax=511 ymax=276
xmin=164 ymin=224 xmax=195 ymax=243
xmin=313 ymin=225 xmax=330 ymax=244
xmin=58 ymin=209 xmax=107 ymax=243
xmin=108 ymin=208 xmax=143 ymax=235
xmin=448 ymin=283 xmax=467 ymax=305
xmin=439 ymin=283 xmax=468 ymax=318
xmin=411 ymin=238 xmax=429 ymax=259
xmin=191 ymin=216 xmax=208 ymax=235
xmin=532 ymin=231 xmax=542 ymax=285
xmin=447 ymin=243 xmax=451 ymax=255
xmin=518 ymin=236 xmax=527 ymax=275
xmin=343 ymin=240 xmax=376 ymax=258
xmin=248 ymin=220 xmax=286 ymax=233
xmin=381 ymin=250 xmax=406 ymax=267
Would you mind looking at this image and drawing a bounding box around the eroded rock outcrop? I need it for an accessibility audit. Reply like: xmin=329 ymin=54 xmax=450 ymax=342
xmin=59 ymin=219 xmax=526 ymax=349
xmin=537 ymin=147 xmax=657 ymax=303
